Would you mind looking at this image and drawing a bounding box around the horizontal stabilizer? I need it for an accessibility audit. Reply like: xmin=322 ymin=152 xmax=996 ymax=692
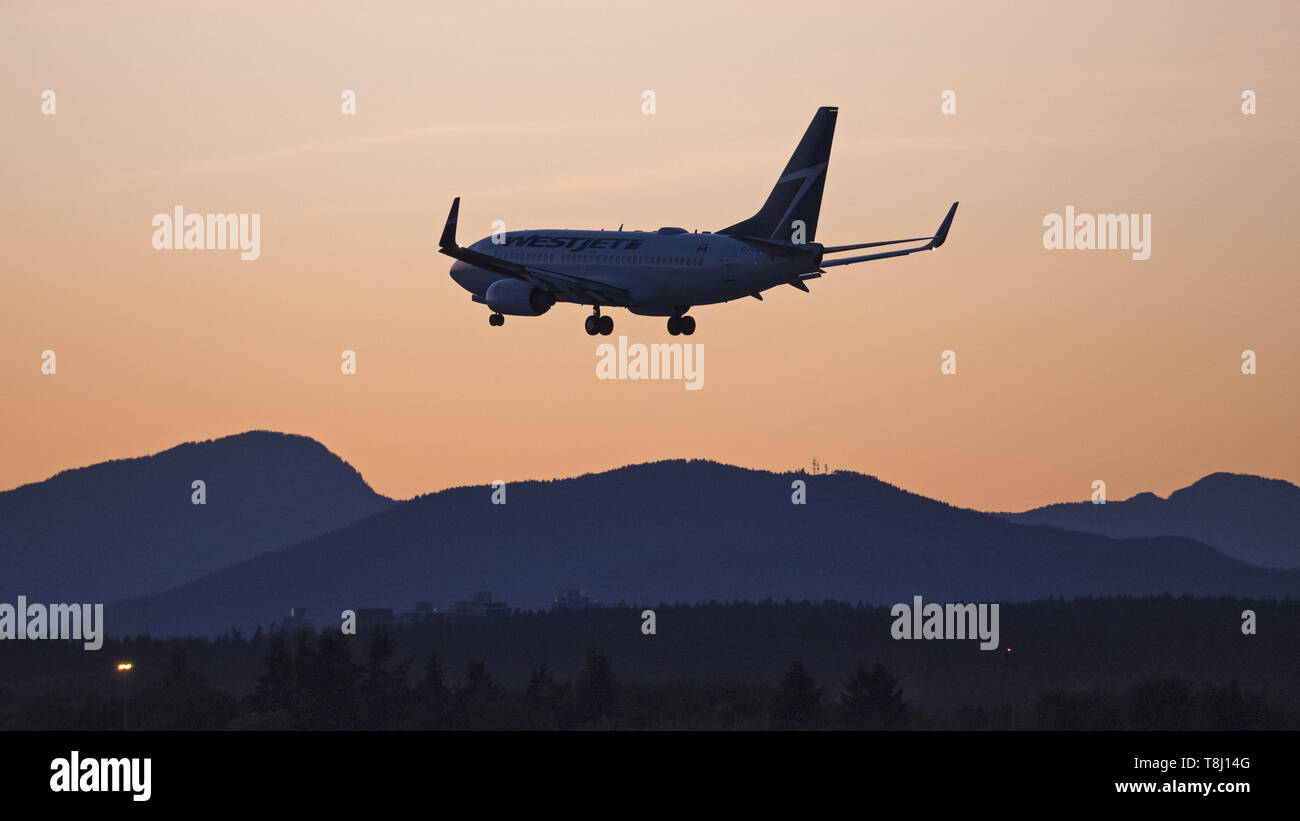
xmin=820 ymin=202 xmax=958 ymax=268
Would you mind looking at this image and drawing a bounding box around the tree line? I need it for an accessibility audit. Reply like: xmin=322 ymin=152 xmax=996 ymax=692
xmin=3 ymin=625 xmax=1294 ymax=730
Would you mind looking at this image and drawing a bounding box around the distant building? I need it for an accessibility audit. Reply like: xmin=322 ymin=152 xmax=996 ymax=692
xmin=451 ymin=592 xmax=510 ymax=618
xmin=398 ymin=601 xmax=443 ymax=625
xmin=552 ymin=589 xmax=598 ymax=612
xmin=281 ymin=606 xmax=314 ymax=633
xmin=355 ymin=608 xmax=395 ymax=631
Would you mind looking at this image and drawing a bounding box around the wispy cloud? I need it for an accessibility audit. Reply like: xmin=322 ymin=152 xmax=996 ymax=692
xmin=83 ymin=120 xmax=641 ymax=189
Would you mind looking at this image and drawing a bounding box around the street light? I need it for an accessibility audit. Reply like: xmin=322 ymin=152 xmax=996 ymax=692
xmin=116 ymin=661 xmax=133 ymax=730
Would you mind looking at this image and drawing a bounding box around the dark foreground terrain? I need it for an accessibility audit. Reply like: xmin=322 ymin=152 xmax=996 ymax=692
xmin=2 ymin=597 xmax=1295 ymax=730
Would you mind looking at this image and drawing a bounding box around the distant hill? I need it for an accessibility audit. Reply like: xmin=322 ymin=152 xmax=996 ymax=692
xmin=1000 ymin=473 xmax=1300 ymax=568
xmin=0 ymin=431 xmax=395 ymax=604
xmin=108 ymin=461 xmax=1300 ymax=636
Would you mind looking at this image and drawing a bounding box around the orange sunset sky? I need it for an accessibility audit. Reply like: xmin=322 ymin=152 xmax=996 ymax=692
xmin=2 ymin=0 xmax=1297 ymax=511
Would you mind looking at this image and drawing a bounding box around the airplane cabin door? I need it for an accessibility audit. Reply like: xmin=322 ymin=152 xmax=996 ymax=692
xmin=721 ymin=251 xmax=738 ymax=283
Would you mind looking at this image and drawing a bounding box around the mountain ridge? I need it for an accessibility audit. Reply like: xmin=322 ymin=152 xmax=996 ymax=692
xmin=0 ymin=430 xmax=396 ymax=603
xmin=1001 ymin=471 xmax=1300 ymax=568
xmin=106 ymin=458 xmax=1300 ymax=636
xmin=6 ymin=431 xmax=1296 ymax=637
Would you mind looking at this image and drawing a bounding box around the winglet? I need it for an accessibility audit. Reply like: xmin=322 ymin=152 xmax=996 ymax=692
xmin=929 ymin=202 xmax=958 ymax=249
xmin=439 ymin=197 xmax=461 ymax=249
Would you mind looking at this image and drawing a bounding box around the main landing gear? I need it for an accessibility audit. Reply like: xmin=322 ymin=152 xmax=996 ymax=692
xmin=489 ymin=312 xmax=505 ymax=327
xmin=667 ymin=311 xmax=696 ymax=336
xmin=585 ymin=307 xmax=614 ymax=336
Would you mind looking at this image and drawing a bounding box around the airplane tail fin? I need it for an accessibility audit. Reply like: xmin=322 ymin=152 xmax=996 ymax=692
xmin=718 ymin=106 xmax=837 ymax=242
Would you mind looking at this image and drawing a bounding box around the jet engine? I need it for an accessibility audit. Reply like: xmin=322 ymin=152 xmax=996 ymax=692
xmin=485 ymin=279 xmax=555 ymax=316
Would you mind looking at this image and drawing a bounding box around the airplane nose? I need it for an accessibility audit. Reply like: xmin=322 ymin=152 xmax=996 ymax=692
xmin=449 ymin=259 xmax=491 ymax=294
xmin=449 ymin=259 xmax=473 ymax=286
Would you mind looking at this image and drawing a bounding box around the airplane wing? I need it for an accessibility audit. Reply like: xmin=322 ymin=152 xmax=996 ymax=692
xmin=819 ymin=202 xmax=959 ymax=267
xmin=437 ymin=197 xmax=633 ymax=306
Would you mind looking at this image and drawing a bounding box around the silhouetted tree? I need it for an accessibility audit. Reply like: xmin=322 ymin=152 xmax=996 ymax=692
xmin=951 ymin=705 xmax=990 ymax=730
xmin=360 ymin=628 xmax=411 ymax=729
xmin=840 ymin=663 xmax=907 ymax=729
xmin=251 ymin=634 xmax=294 ymax=713
xmin=296 ymin=632 xmax=360 ymax=729
xmin=14 ymin=689 xmax=118 ymax=730
xmin=415 ymin=647 xmax=451 ymax=730
xmin=1034 ymin=690 xmax=1122 ymax=730
xmin=570 ymin=650 xmax=620 ymax=728
xmin=524 ymin=663 xmax=561 ymax=729
xmin=1129 ymin=678 xmax=1195 ymax=729
xmin=1199 ymin=679 xmax=1258 ymax=730
xmin=138 ymin=646 xmax=236 ymax=730
xmin=771 ymin=661 xmax=822 ymax=729
xmin=453 ymin=660 xmax=499 ymax=729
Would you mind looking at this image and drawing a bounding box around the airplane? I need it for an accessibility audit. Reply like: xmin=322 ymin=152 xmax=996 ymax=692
xmin=439 ymin=106 xmax=957 ymax=336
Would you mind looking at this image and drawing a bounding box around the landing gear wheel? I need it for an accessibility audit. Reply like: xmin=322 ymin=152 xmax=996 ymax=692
xmin=680 ymin=315 xmax=696 ymax=336
xmin=598 ymin=314 xmax=614 ymax=335
xmin=489 ymin=313 xmax=505 ymax=327
xmin=584 ymin=315 xmax=598 ymax=335
xmin=667 ymin=316 xmax=681 ymax=336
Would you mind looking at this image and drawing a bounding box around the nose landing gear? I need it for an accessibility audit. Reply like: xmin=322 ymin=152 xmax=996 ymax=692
xmin=489 ymin=313 xmax=505 ymax=327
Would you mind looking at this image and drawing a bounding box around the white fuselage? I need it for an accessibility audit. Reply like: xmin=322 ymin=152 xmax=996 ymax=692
xmin=449 ymin=228 xmax=820 ymax=315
